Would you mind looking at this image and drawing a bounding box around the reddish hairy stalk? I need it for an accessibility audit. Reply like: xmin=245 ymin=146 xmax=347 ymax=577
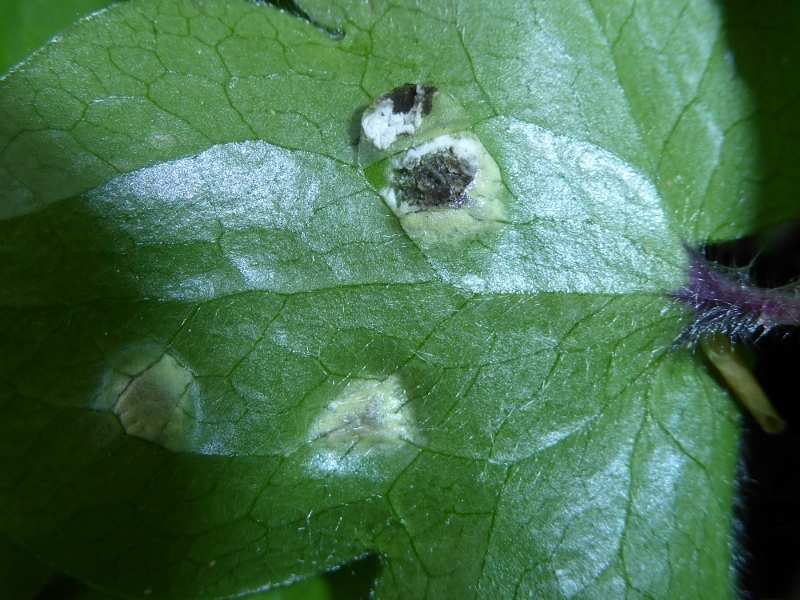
xmin=671 ymin=246 xmax=800 ymax=346
xmin=670 ymin=246 xmax=798 ymax=434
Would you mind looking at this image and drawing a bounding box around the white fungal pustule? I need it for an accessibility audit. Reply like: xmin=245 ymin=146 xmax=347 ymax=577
xmin=360 ymin=83 xmax=436 ymax=151
xmin=308 ymin=375 xmax=418 ymax=473
xmin=98 ymin=348 xmax=196 ymax=451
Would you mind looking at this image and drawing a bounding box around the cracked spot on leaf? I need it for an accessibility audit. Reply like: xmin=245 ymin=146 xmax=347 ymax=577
xmin=391 ymin=136 xmax=477 ymax=212
xmin=308 ymin=375 xmax=418 ymax=475
xmin=97 ymin=347 xmax=196 ymax=451
xmin=373 ymin=133 xmax=506 ymax=247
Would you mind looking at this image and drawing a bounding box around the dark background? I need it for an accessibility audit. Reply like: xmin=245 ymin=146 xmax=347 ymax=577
xmin=715 ymin=1 xmax=800 ymax=596
xmin=709 ymin=222 xmax=800 ymax=600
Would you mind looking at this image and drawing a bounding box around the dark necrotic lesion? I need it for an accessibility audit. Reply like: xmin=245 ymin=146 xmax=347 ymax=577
xmin=397 ymin=149 xmax=476 ymax=210
xmin=383 ymin=83 xmax=437 ymax=116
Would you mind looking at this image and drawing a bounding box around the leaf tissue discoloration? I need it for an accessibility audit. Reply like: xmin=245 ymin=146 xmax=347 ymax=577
xmin=307 ymin=375 xmax=418 ymax=475
xmin=371 ymin=132 xmax=506 ymax=248
xmin=98 ymin=348 xmax=196 ymax=451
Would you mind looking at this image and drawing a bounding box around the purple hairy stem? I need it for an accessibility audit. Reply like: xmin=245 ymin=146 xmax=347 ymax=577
xmin=671 ymin=246 xmax=800 ymax=345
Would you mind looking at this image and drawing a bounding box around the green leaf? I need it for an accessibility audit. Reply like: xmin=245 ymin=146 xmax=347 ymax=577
xmin=0 ymin=0 xmax=787 ymax=598
xmin=0 ymin=532 xmax=54 ymax=599
xmin=0 ymin=0 xmax=120 ymax=75
xmin=721 ymin=1 xmax=800 ymax=233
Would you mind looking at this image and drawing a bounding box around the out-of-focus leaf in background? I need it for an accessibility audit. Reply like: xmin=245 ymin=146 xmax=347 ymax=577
xmin=0 ymin=0 xmax=120 ymax=74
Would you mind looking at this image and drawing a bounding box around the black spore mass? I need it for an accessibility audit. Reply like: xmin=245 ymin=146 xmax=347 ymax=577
xmin=384 ymin=83 xmax=437 ymax=116
xmin=397 ymin=149 xmax=476 ymax=210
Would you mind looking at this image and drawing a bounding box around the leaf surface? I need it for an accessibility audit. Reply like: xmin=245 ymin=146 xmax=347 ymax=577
xmin=0 ymin=0 xmax=777 ymax=598
xmin=0 ymin=533 xmax=54 ymax=600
